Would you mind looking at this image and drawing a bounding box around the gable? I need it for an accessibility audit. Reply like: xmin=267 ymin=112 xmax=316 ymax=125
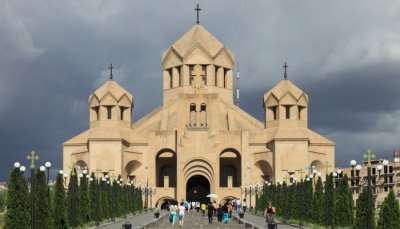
xmin=119 ymin=94 xmax=132 ymax=107
xmin=183 ymin=45 xmax=213 ymax=64
xmin=280 ymin=92 xmax=297 ymax=105
xmin=100 ymin=92 xmax=118 ymax=106
xmin=162 ymin=47 xmax=183 ymax=68
xmin=214 ymin=48 xmax=234 ymax=68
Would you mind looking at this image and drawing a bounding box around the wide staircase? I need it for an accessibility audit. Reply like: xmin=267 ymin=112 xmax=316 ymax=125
xmin=147 ymin=211 xmax=247 ymax=229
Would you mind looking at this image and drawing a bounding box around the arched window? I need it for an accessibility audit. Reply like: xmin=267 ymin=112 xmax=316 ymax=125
xmin=106 ymin=106 xmax=112 ymax=119
xmin=200 ymin=103 xmax=207 ymax=127
xmin=189 ymin=103 xmax=196 ymax=127
xmin=219 ymin=149 xmax=241 ymax=187
xmin=120 ymin=106 xmax=127 ymax=120
xmin=156 ymin=149 xmax=177 ymax=187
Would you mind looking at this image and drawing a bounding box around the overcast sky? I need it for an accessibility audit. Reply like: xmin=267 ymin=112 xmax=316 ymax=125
xmin=1 ymin=0 xmax=400 ymax=180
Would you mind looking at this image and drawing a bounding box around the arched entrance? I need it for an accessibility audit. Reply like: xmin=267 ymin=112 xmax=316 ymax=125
xmin=255 ymin=160 xmax=273 ymax=182
xmin=186 ymin=175 xmax=210 ymax=203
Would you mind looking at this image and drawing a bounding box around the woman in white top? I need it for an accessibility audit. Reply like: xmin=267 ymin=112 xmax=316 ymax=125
xmin=178 ymin=202 xmax=186 ymax=227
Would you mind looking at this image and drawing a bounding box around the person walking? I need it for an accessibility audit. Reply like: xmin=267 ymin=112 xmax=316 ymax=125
xmin=222 ymin=203 xmax=229 ymax=224
xmin=170 ymin=204 xmax=178 ymax=227
xmin=227 ymin=201 xmax=233 ymax=218
xmin=242 ymin=198 xmax=247 ymax=213
xmin=207 ymin=202 xmax=214 ymax=224
xmin=178 ymin=202 xmax=186 ymax=227
xmin=201 ymin=202 xmax=206 ymax=216
xmin=217 ymin=204 xmax=223 ymax=223
xmin=236 ymin=198 xmax=241 ymax=212
xmin=264 ymin=201 xmax=276 ymax=229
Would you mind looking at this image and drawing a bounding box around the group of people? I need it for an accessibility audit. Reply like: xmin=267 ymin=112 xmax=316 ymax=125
xmin=166 ymin=198 xmax=249 ymax=227
xmin=167 ymin=202 xmax=186 ymax=227
xmin=166 ymin=198 xmax=276 ymax=228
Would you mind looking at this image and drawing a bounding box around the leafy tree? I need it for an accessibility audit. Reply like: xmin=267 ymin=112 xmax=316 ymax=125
xmin=33 ymin=169 xmax=53 ymax=229
xmin=311 ymin=176 xmax=324 ymax=225
xmin=335 ymin=174 xmax=353 ymax=227
xmin=67 ymin=169 xmax=80 ymax=228
xmin=324 ymin=173 xmax=335 ymax=228
xmin=377 ymin=190 xmax=400 ymax=229
xmin=5 ymin=166 xmax=30 ymax=229
xmin=79 ymin=173 xmax=90 ymax=224
xmin=53 ymin=171 xmax=68 ymax=229
xmin=354 ymin=186 xmax=375 ymax=229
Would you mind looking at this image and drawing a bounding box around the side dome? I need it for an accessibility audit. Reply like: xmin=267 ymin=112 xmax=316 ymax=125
xmin=263 ymin=80 xmax=309 ymax=127
xmin=88 ymin=80 xmax=134 ymax=125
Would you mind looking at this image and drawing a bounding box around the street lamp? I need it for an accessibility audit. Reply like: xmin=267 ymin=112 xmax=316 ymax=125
xmin=44 ymin=161 xmax=51 ymax=184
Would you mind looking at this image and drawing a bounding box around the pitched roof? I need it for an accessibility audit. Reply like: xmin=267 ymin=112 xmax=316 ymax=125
xmin=161 ymin=24 xmax=234 ymax=62
xmin=264 ymin=80 xmax=308 ymax=102
xmin=90 ymin=80 xmax=133 ymax=102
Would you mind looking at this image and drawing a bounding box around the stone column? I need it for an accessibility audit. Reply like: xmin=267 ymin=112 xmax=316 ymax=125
xmin=172 ymin=67 xmax=180 ymax=88
xmin=225 ymin=69 xmax=233 ymax=89
xmin=163 ymin=70 xmax=170 ymax=90
xmin=216 ymin=67 xmax=224 ymax=88
xmin=182 ymin=65 xmax=190 ymax=86
xmin=207 ymin=65 xmax=215 ymax=86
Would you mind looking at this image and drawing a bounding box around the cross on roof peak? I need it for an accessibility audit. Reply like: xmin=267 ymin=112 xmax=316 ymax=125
xmin=283 ymin=61 xmax=288 ymax=80
xmin=108 ymin=63 xmax=114 ymax=80
xmin=194 ymin=3 xmax=202 ymax=24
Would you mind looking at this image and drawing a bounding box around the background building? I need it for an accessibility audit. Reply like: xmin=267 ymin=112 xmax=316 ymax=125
xmin=341 ymin=149 xmax=400 ymax=206
xmin=63 ymin=23 xmax=335 ymax=208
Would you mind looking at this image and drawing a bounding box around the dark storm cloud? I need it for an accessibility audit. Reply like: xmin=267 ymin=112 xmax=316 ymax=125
xmin=1 ymin=0 xmax=400 ymax=180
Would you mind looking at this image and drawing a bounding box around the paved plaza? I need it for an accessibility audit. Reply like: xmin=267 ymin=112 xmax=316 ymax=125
xmin=98 ymin=210 xmax=299 ymax=229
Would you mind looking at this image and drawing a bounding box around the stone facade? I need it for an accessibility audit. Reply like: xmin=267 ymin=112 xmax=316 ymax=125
xmin=63 ymin=24 xmax=335 ymax=208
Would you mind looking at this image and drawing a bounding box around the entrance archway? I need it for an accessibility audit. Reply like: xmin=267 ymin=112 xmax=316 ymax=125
xmin=186 ymin=175 xmax=210 ymax=203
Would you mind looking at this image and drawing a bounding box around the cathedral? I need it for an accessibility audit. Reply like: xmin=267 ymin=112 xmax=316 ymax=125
xmin=63 ymin=22 xmax=335 ymax=208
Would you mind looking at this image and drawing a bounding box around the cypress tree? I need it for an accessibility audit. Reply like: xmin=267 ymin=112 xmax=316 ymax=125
xmin=296 ymin=181 xmax=305 ymax=222
xmin=34 ymin=169 xmax=53 ymax=229
xmin=311 ymin=176 xmax=324 ymax=225
xmin=324 ymin=173 xmax=335 ymax=228
xmin=377 ymin=190 xmax=400 ymax=229
xmin=79 ymin=173 xmax=90 ymax=224
xmin=67 ymin=169 xmax=80 ymax=228
xmin=303 ymin=179 xmax=313 ymax=222
xmin=335 ymin=174 xmax=353 ymax=227
xmin=275 ymin=183 xmax=282 ymax=216
xmin=89 ymin=174 xmax=101 ymax=225
xmin=354 ymin=186 xmax=375 ymax=229
xmin=53 ymin=171 xmax=68 ymax=229
xmin=281 ymin=182 xmax=289 ymax=219
xmin=5 ymin=165 xmax=30 ymax=229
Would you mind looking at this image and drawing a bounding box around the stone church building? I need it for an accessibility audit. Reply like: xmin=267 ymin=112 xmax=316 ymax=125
xmin=63 ymin=23 xmax=335 ymax=207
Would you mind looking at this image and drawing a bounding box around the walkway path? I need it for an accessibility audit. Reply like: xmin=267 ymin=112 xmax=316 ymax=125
xmin=96 ymin=210 xmax=167 ymax=229
xmin=147 ymin=211 xmax=244 ymax=229
xmin=232 ymin=212 xmax=301 ymax=229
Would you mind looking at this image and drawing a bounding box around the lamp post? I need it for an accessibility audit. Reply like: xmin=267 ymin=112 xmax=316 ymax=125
xmin=249 ymin=186 xmax=253 ymax=210
xmin=363 ymin=149 xmax=376 ymax=229
xmin=44 ymin=161 xmax=51 ymax=184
